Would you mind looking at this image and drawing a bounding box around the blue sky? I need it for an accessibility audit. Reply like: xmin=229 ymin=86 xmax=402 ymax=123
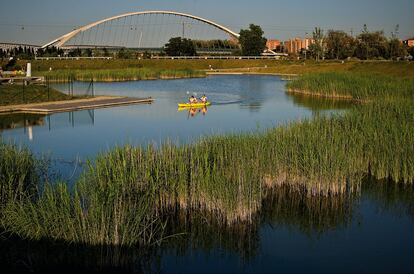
xmin=1 ymin=0 xmax=413 ymax=45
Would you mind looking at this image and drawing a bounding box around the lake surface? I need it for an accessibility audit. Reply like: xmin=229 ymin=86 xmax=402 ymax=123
xmin=1 ymin=75 xmax=413 ymax=274
xmin=158 ymin=181 xmax=414 ymax=274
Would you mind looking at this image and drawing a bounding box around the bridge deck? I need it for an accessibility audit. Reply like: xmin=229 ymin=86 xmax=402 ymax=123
xmin=0 ymin=96 xmax=153 ymax=114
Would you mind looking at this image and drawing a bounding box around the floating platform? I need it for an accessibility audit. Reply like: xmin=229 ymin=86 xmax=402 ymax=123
xmin=0 ymin=96 xmax=154 ymax=114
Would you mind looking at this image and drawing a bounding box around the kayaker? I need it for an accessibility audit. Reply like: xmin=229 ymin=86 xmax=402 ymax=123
xmin=200 ymin=94 xmax=208 ymax=103
xmin=189 ymin=95 xmax=198 ymax=104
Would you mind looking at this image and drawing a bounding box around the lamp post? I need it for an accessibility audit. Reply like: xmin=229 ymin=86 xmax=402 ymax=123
xmin=304 ymin=32 xmax=308 ymax=60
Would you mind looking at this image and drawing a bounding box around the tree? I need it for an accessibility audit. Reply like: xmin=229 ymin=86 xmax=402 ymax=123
xmin=355 ymin=25 xmax=389 ymax=60
xmin=408 ymin=46 xmax=414 ymax=58
xmin=389 ymin=39 xmax=407 ymax=60
xmin=325 ymin=30 xmax=356 ymax=59
xmin=308 ymin=27 xmax=325 ymax=61
xmin=164 ymin=37 xmax=197 ymax=56
xmin=239 ymin=24 xmax=267 ymax=56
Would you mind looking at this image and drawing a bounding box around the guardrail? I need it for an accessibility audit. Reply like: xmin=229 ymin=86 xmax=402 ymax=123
xmin=151 ymin=55 xmax=287 ymax=60
xmin=35 ymin=57 xmax=113 ymax=60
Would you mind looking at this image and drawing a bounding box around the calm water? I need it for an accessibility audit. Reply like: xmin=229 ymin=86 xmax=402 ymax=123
xmin=1 ymin=75 xmax=413 ymax=273
xmin=158 ymin=181 xmax=414 ymax=274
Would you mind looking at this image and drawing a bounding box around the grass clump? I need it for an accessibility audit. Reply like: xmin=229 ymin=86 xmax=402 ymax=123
xmin=0 ymin=143 xmax=38 ymax=209
xmin=286 ymin=72 xmax=414 ymax=101
xmin=1 ymin=146 xmax=164 ymax=247
xmin=40 ymin=68 xmax=205 ymax=82
xmin=0 ymin=85 xmax=73 ymax=106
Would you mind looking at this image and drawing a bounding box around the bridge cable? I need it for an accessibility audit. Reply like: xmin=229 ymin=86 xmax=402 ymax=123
xmin=120 ymin=16 xmax=127 ymax=48
xmin=93 ymin=22 xmax=99 ymax=47
xmin=133 ymin=14 xmax=139 ymax=48
xmin=125 ymin=15 xmax=132 ymax=48
xmin=112 ymin=18 xmax=118 ymax=47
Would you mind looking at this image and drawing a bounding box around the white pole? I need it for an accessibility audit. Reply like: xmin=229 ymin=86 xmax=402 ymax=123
xmin=26 ymin=63 xmax=31 ymax=77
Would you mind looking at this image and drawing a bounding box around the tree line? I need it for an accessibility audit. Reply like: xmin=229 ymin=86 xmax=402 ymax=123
xmin=306 ymin=25 xmax=413 ymax=60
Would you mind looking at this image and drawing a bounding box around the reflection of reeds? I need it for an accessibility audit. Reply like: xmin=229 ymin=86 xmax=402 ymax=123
xmin=261 ymin=185 xmax=356 ymax=235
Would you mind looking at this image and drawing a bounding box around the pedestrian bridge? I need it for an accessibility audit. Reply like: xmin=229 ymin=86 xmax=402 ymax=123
xmin=42 ymin=11 xmax=240 ymax=52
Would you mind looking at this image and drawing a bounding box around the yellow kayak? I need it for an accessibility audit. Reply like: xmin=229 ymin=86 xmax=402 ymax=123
xmin=177 ymin=102 xmax=211 ymax=108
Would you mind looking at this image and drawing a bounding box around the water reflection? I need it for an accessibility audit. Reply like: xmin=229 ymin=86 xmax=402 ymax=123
xmin=178 ymin=106 xmax=209 ymax=118
xmin=289 ymin=93 xmax=354 ymax=113
xmin=0 ymin=113 xmax=45 ymax=131
xmin=0 ymin=234 xmax=156 ymax=274
xmin=1 ymin=180 xmax=414 ymax=273
xmin=0 ymin=110 xmax=95 ymax=140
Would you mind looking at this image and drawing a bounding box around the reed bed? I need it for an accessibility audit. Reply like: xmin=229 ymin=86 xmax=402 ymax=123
xmin=1 ymin=145 xmax=164 ymax=247
xmin=0 ymin=143 xmax=38 ymax=210
xmin=1 ymin=98 xmax=413 ymax=239
xmin=40 ymin=68 xmax=205 ymax=82
xmin=286 ymin=72 xmax=414 ymax=101
xmin=1 ymin=71 xmax=413 ymax=245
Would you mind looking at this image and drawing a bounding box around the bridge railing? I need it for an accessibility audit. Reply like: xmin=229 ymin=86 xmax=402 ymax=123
xmin=151 ymin=56 xmax=287 ymax=60
xmin=35 ymin=57 xmax=113 ymax=60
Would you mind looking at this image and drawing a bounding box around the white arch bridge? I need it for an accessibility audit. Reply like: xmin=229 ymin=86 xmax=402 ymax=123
xmin=42 ymin=11 xmax=240 ymax=53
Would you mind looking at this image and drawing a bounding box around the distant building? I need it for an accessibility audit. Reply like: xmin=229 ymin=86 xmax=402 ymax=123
xmin=283 ymin=38 xmax=313 ymax=54
xmin=266 ymin=39 xmax=281 ymax=51
xmin=403 ymin=37 xmax=414 ymax=47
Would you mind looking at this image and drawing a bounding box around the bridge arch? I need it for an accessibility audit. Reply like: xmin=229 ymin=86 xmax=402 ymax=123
xmin=42 ymin=11 xmax=240 ymax=48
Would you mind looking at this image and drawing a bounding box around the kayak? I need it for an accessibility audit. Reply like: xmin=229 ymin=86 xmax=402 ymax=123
xmin=177 ymin=102 xmax=211 ymax=108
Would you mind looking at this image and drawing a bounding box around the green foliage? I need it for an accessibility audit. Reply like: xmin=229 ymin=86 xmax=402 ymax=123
xmin=164 ymin=37 xmax=197 ymax=56
xmin=308 ymin=27 xmax=325 ymax=61
xmin=239 ymin=24 xmax=267 ymax=56
xmin=325 ymin=30 xmax=356 ymax=59
xmin=389 ymin=38 xmax=407 ymax=60
xmin=37 ymin=46 xmax=64 ymax=58
xmin=306 ymin=25 xmax=408 ymax=61
xmin=4 ymin=58 xmax=17 ymax=71
xmin=408 ymin=46 xmax=414 ymax=57
xmin=355 ymin=25 xmax=389 ymax=60
xmin=192 ymin=39 xmax=239 ymax=50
